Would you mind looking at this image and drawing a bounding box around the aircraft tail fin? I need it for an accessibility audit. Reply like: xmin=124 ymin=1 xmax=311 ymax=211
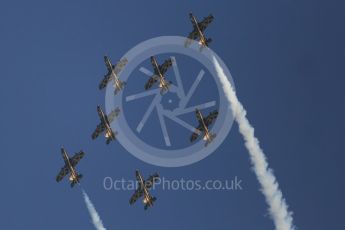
xmin=114 ymin=81 xmax=126 ymax=95
xmin=106 ymin=138 xmax=111 ymax=145
xmin=160 ymin=80 xmax=171 ymax=94
xmin=106 ymin=131 xmax=117 ymax=144
xmin=70 ymin=174 xmax=82 ymax=188
xmin=205 ymin=38 xmax=212 ymax=46
xmin=205 ymin=133 xmax=216 ymax=147
xmin=199 ymin=38 xmax=212 ymax=52
xmin=144 ymin=197 xmax=156 ymax=210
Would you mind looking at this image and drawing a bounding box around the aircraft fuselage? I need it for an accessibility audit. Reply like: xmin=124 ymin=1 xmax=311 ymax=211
xmin=196 ymin=110 xmax=211 ymax=142
xmin=98 ymin=107 xmax=115 ymax=140
xmin=137 ymin=172 xmax=154 ymax=207
xmin=62 ymin=148 xmax=79 ymax=184
xmin=191 ymin=15 xmax=207 ymax=47
xmin=152 ymin=57 xmax=169 ymax=92
xmin=105 ymin=57 xmax=122 ymax=90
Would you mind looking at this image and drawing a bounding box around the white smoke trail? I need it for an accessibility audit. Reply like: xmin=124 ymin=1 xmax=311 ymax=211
xmin=212 ymin=56 xmax=294 ymax=230
xmin=82 ymin=190 xmax=107 ymax=230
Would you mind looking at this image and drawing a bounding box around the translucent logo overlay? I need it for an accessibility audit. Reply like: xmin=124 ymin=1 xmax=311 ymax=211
xmin=105 ymin=36 xmax=235 ymax=167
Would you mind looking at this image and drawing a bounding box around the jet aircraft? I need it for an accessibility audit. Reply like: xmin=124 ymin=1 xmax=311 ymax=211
xmin=56 ymin=147 xmax=84 ymax=188
xmin=99 ymin=56 xmax=128 ymax=94
xmin=129 ymin=170 xmax=160 ymax=210
xmin=190 ymin=109 xmax=218 ymax=146
xmin=144 ymin=56 xmax=172 ymax=94
xmin=92 ymin=105 xmax=120 ymax=144
xmin=185 ymin=13 xmax=214 ymax=50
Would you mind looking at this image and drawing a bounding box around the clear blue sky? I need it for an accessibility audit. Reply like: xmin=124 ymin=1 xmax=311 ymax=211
xmin=0 ymin=0 xmax=344 ymax=229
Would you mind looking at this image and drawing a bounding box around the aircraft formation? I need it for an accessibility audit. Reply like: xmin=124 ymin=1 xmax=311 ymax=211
xmin=56 ymin=13 xmax=218 ymax=210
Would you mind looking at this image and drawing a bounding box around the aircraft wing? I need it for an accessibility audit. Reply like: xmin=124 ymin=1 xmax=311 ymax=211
xmin=204 ymin=110 xmax=218 ymax=127
xmin=113 ymin=58 xmax=128 ymax=75
xmin=56 ymin=165 xmax=70 ymax=182
xmin=145 ymin=173 xmax=160 ymax=189
xmin=104 ymin=56 xmax=114 ymax=73
xmin=159 ymin=59 xmax=172 ymax=75
xmin=99 ymin=74 xmax=112 ymax=90
xmin=107 ymin=107 xmax=120 ymax=124
xmin=70 ymin=151 xmax=85 ymax=167
xmin=129 ymin=188 xmax=143 ymax=205
xmin=187 ymin=29 xmax=199 ymax=40
xmin=190 ymin=124 xmax=203 ymax=142
xmin=145 ymin=75 xmax=160 ymax=90
xmin=198 ymin=14 xmax=214 ymax=32
xmin=92 ymin=123 xmax=106 ymax=139
xmin=185 ymin=30 xmax=199 ymax=47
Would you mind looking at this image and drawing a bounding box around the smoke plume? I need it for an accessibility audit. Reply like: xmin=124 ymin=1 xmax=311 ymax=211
xmin=82 ymin=190 xmax=107 ymax=230
xmin=213 ymin=56 xmax=294 ymax=230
